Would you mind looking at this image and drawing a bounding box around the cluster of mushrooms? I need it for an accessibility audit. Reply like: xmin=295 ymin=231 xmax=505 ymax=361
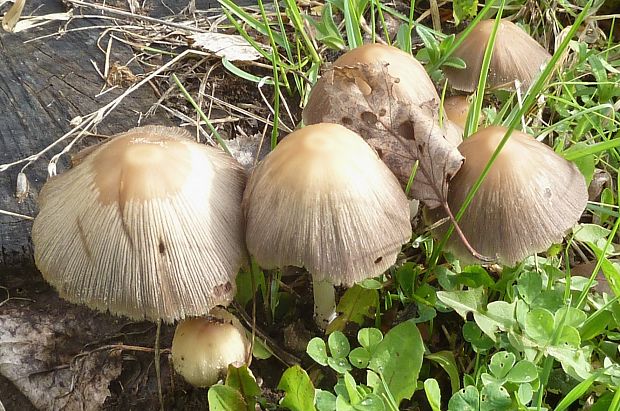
xmin=31 ymin=19 xmax=587 ymax=389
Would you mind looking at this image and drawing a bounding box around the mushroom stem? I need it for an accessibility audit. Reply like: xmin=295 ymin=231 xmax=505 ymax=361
xmin=154 ymin=319 xmax=164 ymax=411
xmin=442 ymin=201 xmax=494 ymax=262
xmin=313 ymin=277 xmax=337 ymax=330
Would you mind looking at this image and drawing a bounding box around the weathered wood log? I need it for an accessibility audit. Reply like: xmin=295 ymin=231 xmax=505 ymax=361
xmin=0 ymin=0 xmax=254 ymax=271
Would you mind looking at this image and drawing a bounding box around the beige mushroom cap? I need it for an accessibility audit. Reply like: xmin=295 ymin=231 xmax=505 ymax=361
xmin=444 ymin=20 xmax=552 ymax=92
xmin=443 ymin=95 xmax=471 ymax=129
xmin=32 ymin=126 xmax=247 ymax=322
xmin=303 ymin=44 xmax=440 ymax=126
xmin=243 ymin=123 xmax=412 ymax=285
xmin=334 ymin=43 xmax=440 ymax=104
xmin=172 ymin=307 xmax=250 ymax=387
xmin=430 ymin=126 xmax=587 ymax=265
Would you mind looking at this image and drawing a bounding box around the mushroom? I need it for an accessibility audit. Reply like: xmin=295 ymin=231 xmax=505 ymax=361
xmin=443 ymin=19 xmax=552 ymax=92
xmin=243 ymin=123 xmax=412 ymax=327
xmin=428 ymin=126 xmax=588 ymax=265
xmin=443 ymin=95 xmax=472 ymax=129
xmin=303 ymin=43 xmax=463 ymax=147
xmin=32 ymin=125 xmax=247 ymax=322
xmin=172 ymin=307 xmax=250 ymax=388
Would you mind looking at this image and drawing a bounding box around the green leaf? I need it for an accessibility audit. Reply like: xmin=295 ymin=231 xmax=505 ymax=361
xmin=462 ymin=322 xmax=494 ymax=352
xmin=359 ymin=278 xmax=383 ymax=290
xmin=573 ymin=223 xmax=611 ymax=243
xmin=479 ymin=383 xmax=512 ymax=411
xmin=416 ymin=25 xmax=440 ymax=62
xmin=344 ymin=371 xmax=362 ymax=404
xmin=307 ymin=337 xmax=329 ymax=366
xmin=327 ymin=356 xmax=353 ymax=374
xmin=327 ymin=285 xmax=379 ymax=332
xmin=235 ymin=266 xmax=266 ymax=307
xmin=437 ymin=288 xmax=485 ymax=319
xmin=448 ymin=386 xmax=479 ymax=411
xmin=358 ymin=328 xmax=383 ymax=352
xmin=315 ymin=389 xmax=337 ymax=411
xmin=524 ymin=308 xmax=555 ymax=344
xmin=208 ymin=385 xmax=248 ymax=411
xmin=555 ymin=307 xmax=587 ymax=329
xmin=457 ymin=265 xmax=495 ymax=288
xmin=489 ymin=351 xmax=516 ymax=380
xmin=424 ymin=378 xmax=442 ymax=411
xmin=349 ymin=347 xmax=371 ymax=369
xmin=517 ymin=271 xmax=542 ymax=305
xmin=394 ymin=263 xmax=418 ymax=298
xmin=506 ymin=361 xmax=538 ymax=384
xmin=225 ymin=365 xmax=260 ymax=408
xmin=442 ymin=56 xmax=467 ymax=69
xmin=426 ymin=351 xmax=461 ymax=394
xmin=571 ymin=143 xmax=595 ymax=184
xmin=557 ymin=325 xmax=581 ymax=348
xmin=368 ymin=320 xmax=424 ymax=405
xmin=547 ymin=346 xmax=592 ymax=380
xmin=453 ymin=0 xmax=478 ymax=25
xmin=329 ymin=331 xmax=351 ymax=358
xmin=278 ymin=365 xmax=317 ymax=411
xmin=517 ymin=383 xmax=533 ymax=405
xmin=581 ymin=309 xmax=613 ymax=340
xmin=473 ymin=300 xmax=517 ymax=341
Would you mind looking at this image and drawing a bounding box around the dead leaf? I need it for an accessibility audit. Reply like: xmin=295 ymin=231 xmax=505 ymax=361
xmin=303 ymin=63 xmax=463 ymax=209
xmin=106 ymin=61 xmax=137 ymax=87
xmin=188 ymin=32 xmax=267 ymax=62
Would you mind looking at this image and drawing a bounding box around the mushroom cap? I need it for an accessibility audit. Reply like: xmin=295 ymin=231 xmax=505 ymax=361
xmin=243 ymin=123 xmax=412 ymax=286
xmin=32 ymin=126 xmax=247 ymax=322
xmin=429 ymin=126 xmax=587 ymax=265
xmin=334 ymin=43 xmax=440 ymax=104
xmin=444 ymin=20 xmax=552 ymax=92
xmin=171 ymin=307 xmax=250 ymax=387
xmin=443 ymin=95 xmax=471 ymax=129
xmin=303 ymin=44 xmax=440 ymax=126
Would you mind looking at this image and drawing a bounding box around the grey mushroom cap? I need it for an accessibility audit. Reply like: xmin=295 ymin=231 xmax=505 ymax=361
xmin=429 ymin=126 xmax=588 ymax=265
xmin=444 ymin=20 xmax=552 ymax=92
xmin=243 ymin=123 xmax=412 ymax=286
xmin=32 ymin=126 xmax=247 ymax=322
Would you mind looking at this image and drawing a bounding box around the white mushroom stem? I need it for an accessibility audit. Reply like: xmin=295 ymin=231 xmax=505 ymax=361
xmin=313 ymin=277 xmax=337 ymax=329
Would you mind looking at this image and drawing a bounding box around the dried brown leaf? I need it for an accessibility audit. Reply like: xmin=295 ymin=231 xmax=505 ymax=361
xmin=304 ymin=63 xmax=463 ymax=209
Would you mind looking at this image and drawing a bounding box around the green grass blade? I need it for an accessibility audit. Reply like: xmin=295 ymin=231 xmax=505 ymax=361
xmin=218 ymin=0 xmax=286 ymax=47
xmin=172 ymin=73 xmax=231 ymax=155
xmin=563 ymin=137 xmax=620 ymax=161
xmin=221 ymin=58 xmax=275 ymax=85
xmin=282 ymin=0 xmax=321 ymax=63
xmin=553 ymin=371 xmax=602 ymax=411
xmin=344 ymin=0 xmax=363 ymax=49
xmin=464 ymin=8 xmax=504 ymax=137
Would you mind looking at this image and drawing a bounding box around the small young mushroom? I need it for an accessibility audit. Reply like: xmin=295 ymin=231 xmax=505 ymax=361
xmin=443 ymin=19 xmax=552 ymax=92
xmin=243 ymin=123 xmax=412 ymax=328
xmin=443 ymin=95 xmax=472 ymax=129
xmin=32 ymin=126 xmax=247 ymax=322
xmin=428 ymin=126 xmax=588 ymax=265
xmin=172 ymin=307 xmax=250 ymax=388
xmin=303 ymin=43 xmax=463 ymax=147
